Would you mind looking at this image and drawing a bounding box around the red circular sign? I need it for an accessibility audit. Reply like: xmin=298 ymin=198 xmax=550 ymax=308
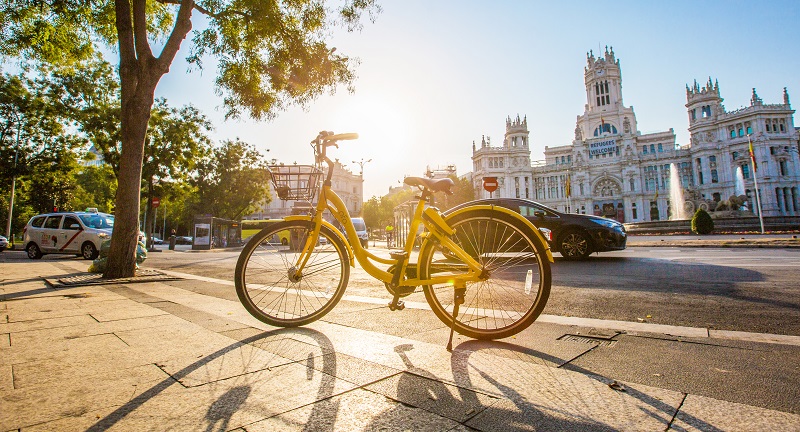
xmin=151 ymin=197 xmax=161 ymax=208
xmin=483 ymin=177 xmax=498 ymax=193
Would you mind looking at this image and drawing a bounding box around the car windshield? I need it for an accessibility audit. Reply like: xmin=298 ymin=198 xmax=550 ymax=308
xmin=352 ymin=221 xmax=366 ymax=231
xmin=79 ymin=213 xmax=115 ymax=229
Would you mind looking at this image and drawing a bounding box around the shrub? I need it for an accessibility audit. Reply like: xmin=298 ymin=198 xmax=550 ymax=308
xmin=691 ymin=209 xmax=714 ymax=234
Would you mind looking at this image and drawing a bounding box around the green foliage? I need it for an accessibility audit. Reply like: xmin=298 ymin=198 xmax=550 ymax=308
xmin=691 ymin=208 xmax=714 ymax=235
xmin=2 ymin=0 xmax=381 ymax=276
xmin=362 ymin=187 xmax=416 ymax=230
xmin=74 ymin=164 xmax=118 ymax=212
xmin=432 ymin=175 xmax=475 ymax=211
xmin=191 ymin=139 xmax=272 ymax=220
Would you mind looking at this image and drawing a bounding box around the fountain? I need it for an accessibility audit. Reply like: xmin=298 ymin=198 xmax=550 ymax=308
xmin=669 ymin=163 xmax=687 ymax=219
xmin=735 ymin=165 xmax=745 ymax=197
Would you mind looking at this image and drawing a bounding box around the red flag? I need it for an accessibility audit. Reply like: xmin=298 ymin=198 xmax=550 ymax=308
xmin=565 ymin=176 xmax=571 ymax=197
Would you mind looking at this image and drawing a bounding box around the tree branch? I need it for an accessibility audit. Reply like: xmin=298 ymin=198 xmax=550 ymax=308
xmin=156 ymin=0 xmax=250 ymax=20
xmin=132 ymin=0 xmax=154 ymax=62
xmin=157 ymin=0 xmax=194 ymax=74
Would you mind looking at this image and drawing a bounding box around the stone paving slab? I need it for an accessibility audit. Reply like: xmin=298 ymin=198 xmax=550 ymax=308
xmin=671 ymin=393 xmax=800 ymax=431
xmin=244 ymin=387 xmax=474 ymax=432
xmin=565 ymin=332 xmax=800 ymax=414
xmin=3 ymin=262 xmax=800 ymax=431
xmin=0 ymin=363 xmax=168 ymax=431
xmin=83 ymin=360 xmax=361 ymax=431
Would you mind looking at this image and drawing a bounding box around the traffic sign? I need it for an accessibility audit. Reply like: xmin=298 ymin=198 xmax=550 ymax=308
xmin=483 ymin=177 xmax=498 ymax=193
xmin=151 ymin=197 xmax=161 ymax=208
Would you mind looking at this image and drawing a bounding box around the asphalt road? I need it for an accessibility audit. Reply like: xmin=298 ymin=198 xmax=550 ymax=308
xmin=132 ymin=244 xmax=800 ymax=337
xmin=4 ymin=242 xmax=798 ymax=336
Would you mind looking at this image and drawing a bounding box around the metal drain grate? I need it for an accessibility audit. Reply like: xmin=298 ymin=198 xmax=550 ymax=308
xmin=558 ymin=334 xmax=618 ymax=347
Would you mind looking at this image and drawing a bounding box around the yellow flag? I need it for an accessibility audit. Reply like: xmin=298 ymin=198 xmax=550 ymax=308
xmin=749 ymin=139 xmax=758 ymax=172
xmin=565 ymin=176 xmax=571 ymax=197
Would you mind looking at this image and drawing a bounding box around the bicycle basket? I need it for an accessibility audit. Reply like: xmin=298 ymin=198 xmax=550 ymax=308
xmin=268 ymin=164 xmax=323 ymax=201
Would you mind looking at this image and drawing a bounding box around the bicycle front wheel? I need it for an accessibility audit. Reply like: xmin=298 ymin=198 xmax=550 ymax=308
xmin=235 ymin=220 xmax=350 ymax=327
xmin=418 ymin=209 xmax=551 ymax=340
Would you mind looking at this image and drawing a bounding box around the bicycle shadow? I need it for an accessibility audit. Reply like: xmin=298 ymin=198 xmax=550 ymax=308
xmin=446 ymin=339 xmax=723 ymax=432
xmin=86 ymin=327 xmax=338 ymax=431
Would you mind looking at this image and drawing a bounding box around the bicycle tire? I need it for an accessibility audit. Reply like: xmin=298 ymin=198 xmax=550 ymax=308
xmin=418 ymin=208 xmax=551 ymax=340
xmin=235 ymin=220 xmax=350 ymax=327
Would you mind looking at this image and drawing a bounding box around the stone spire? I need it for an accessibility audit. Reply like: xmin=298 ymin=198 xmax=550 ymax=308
xmin=750 ymin=88 xmax=763 ymax=106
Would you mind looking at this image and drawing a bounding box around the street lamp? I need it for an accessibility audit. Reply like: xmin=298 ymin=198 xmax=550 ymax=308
xmin=5 ymin=111 xmax=22 ymax=242
xmin=351 ymin=158 xmax=372 ymax=176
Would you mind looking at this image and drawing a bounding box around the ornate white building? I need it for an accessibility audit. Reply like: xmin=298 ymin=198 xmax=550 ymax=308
xmin=471 ymin=47 xmax=800 ymax=222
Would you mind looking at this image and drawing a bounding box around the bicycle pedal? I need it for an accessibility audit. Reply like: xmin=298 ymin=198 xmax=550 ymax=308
xmin=388 ymin=298 xmax=405 ymax=311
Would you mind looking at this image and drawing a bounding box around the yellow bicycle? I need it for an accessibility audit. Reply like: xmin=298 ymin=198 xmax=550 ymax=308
xmin=235 ymin=131 xmax=553 ymax=346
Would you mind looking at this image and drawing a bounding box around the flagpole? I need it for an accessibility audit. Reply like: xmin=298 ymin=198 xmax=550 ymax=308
xmin=748 ymin=135 xmax=765 ymax=234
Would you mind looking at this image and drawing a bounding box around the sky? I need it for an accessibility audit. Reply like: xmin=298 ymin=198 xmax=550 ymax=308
xmin=154 ymin=0 xmax=800 ymax=199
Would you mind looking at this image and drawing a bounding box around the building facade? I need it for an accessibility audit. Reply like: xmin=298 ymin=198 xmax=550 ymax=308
xmin=471 ymin=47 xmax=800 ymax=222
xmin=246 ymin=159 xmax=364 ymax=220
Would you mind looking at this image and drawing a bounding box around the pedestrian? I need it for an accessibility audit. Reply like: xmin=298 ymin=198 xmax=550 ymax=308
xmin=385 ymin=224 xmax=394 ymax=248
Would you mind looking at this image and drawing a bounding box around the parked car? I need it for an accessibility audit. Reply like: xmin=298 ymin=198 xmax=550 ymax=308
xmin=445 ymin=198 xmax=627 ymax=260
xmin=351 ymin=217 xmax=369 ymax=248
xmin=151 ymin=236 xmax=164 ymax=245
xmin=23 ymin=210 xmax=116 ymax=260
xmin=0 ymin=235 xmax=8 ymax=252
xmin=175 ymin=236 xmax=193 ymax=245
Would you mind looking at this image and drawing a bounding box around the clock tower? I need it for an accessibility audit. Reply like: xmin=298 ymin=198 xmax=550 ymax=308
xmin=574 ymin=45 xmax=638 ymax=141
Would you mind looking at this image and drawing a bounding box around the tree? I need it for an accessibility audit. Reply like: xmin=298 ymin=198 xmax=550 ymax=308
xmin=191 ymin=139 xmax=271 ymax=220
xmin=2 ymin=0 xmax=380 ymax=277
xmin=1 ymin=71 xmax=86 ymax=235
xmin=691 ymin=208 xmax=714 ymax=235
xmin=74 ymin=164 xmax=118 ymax=212
xmin=432 ymin=174 xmax=475 ymax=211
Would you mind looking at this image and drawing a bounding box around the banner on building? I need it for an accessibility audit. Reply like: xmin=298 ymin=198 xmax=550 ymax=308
xmin=589 ymin=138 xmax=617 ymax=156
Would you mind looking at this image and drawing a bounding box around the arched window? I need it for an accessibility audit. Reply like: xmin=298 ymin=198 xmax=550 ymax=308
xmin=593 ymin=122 xmax=618 ymax=136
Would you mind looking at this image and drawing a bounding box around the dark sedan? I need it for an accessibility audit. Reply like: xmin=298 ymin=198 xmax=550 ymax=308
xmin=445 ymin=198 xmax=626 ymax=260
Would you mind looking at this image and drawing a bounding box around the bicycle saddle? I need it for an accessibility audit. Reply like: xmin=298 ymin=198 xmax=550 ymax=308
xmin=404 ymin=177 xmax=454 ymax=194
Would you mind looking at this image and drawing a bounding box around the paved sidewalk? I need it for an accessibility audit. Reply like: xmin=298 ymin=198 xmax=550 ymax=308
xmin=2 ymin=260 xmax=800 ymax=431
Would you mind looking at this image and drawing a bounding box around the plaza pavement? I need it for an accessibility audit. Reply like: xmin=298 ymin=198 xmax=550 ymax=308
xmin=1 ymin=240 xmax=800 ymax=431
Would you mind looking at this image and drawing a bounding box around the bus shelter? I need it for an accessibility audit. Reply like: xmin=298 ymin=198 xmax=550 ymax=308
xmin=192 ymin=216 xmax=241 ymax=250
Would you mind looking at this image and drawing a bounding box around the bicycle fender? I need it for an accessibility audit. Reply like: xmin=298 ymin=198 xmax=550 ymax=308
xmin=283 ymin=216 xmax=355 ymax=266
xmin=444 ymin=205 xmax=554 ymax=263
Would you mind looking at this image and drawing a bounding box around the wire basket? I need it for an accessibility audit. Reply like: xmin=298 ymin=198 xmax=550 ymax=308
xmin=268 ymin=164 xmax=323 ymax=201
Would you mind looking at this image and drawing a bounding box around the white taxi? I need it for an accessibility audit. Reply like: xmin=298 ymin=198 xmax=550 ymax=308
xmin=22 ymin=210 xmax=128 ymax=260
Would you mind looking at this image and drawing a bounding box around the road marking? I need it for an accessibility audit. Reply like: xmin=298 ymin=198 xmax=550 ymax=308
xmin=158 ymin=268 xmax=800 ymax=347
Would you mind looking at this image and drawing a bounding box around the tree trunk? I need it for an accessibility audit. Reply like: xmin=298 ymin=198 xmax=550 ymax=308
xmin=103 ymin=93 xmax=153 ymax=278
xmin=103 ymin=0 xmax=193 ymax=278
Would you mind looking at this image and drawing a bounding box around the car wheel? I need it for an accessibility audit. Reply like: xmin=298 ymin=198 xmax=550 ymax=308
xmin=559 ymin=230 xmax=592 ymax=260
xmin=361 ymin=239 xmax=369 ymax=249
xmin=81 ymin=242 xmax=99 ymax=260
xmin=281 ymin=237 xmax=289 ymax=246
xmin=26 ymin=243 xmax=43 ymax=259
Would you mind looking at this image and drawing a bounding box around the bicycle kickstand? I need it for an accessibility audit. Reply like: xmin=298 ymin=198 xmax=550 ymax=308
xmin=446 ymin=286 xmax=466 ymax=351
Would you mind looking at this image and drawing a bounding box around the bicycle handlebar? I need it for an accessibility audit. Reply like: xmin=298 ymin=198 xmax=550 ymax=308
xmin=313 ymin=131 xmax=359 ymax=183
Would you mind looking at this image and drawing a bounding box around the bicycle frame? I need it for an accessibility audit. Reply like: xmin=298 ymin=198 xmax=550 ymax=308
xmin=288 ymin=183 xmax=486 ymax=289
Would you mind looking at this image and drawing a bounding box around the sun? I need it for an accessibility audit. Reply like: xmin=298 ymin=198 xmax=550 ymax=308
xmin=329 ymin=94 xmax=411 ymax=145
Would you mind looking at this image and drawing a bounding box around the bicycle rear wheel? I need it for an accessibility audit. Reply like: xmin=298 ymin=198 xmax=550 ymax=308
xmin=418 ymin=209 xmax=551 ymax=340
xmin=235 ymin=220 xmax=350 ymax=327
